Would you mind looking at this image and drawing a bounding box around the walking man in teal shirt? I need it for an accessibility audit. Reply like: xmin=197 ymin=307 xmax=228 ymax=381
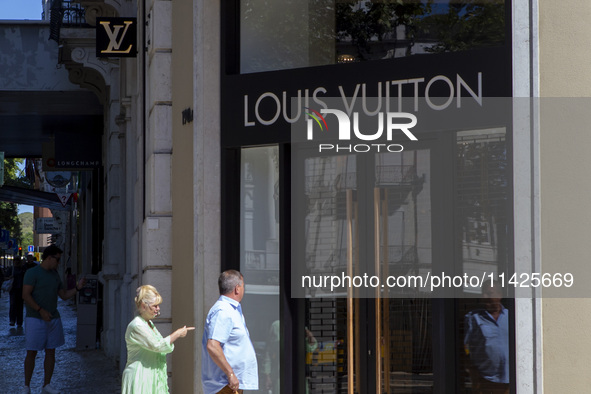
xmin=202 ymin=270 xmax=259 ymax=393
xmin=21 ymin=244 xmax=86 ymax=394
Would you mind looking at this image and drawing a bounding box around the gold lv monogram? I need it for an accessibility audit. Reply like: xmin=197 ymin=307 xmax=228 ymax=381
xmin=100 ymin=21 xmax=133 ymax=54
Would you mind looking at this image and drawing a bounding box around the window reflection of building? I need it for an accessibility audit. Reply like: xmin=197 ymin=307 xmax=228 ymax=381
xmin=304 ymin=156 xmax=355 ymax=287
xmin=376 ymin=151 xmax=433 ymax=393
xmin=242 ymin=147 xmax=280 ymax=286
xmin=240 ymin=0 xmax=506 ymax=73
xmin=240 ymin=146 xmax=281 ymax=394
xmin=457 ymin=129 xmax=510 ymax=393
xmin=232 ymin=1 xmax=511 ymax=391
xmin=302 ymin=147 xmax=435 ymax=393
xmin=457 ymin=129 xmax=508 ymax=294
xmin=298 ymin=129 xmax=510 ymax=392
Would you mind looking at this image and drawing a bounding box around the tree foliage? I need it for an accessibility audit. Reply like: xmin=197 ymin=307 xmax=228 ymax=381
xmin=336 ymin=0 xmax=432 ymax=59
xmin=19 ymin=212 xmax=34 ymax=253
xmin=19 ymin=211 xmax=34 ymax=232
xmin=420 ymin=0 xmax=505 ymax=53
xmin=239 ymin=0 xmax=505 ymax=71
xmin=0 ymin=158 xmax=33 ymax=249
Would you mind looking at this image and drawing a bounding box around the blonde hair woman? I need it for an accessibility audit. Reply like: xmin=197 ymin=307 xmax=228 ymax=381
xmin=121 ymin=285 xmax=194 ymax=393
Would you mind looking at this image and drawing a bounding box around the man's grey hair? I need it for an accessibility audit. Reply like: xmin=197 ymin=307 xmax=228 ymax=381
xmin=219 ymin=270 xmax=243 ymax=295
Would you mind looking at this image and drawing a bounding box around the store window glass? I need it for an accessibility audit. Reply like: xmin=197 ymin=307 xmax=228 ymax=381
xmin=295 ymin=128 xmax=512 ymax=392
xmin=375 ymin=149 xmax=435 ymax=393
xmin=456 ymin=128 xmax=511 ymax=393
xmin=300 ymin=147 xmax=437 ymax=393
xmin=240 ymin=0 xmax=506 ymax=74
xmin=240 ymin=146 xmax=281 ymax=393
xmin=456 ymin=128 xmax=509 ymax=288
xmin=301 ymin=154 xmax=357 ymax=392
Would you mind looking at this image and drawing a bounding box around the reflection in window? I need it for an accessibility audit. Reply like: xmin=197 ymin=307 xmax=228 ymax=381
xmin=460 ymin=285 xmax=510 ymax=394
xmin=302 ymin=155 xmax=358 ymax=295
xmin=456 ymin=128 xmax=511 ymax=393
xmin=379 ymin=298 xmax=433 ymax=393
xmin=376 ymin=149 xmax=431 ymax=297
xmin=456 ymin=128 xmax=508 ymax=293
xmin=240 ymin=146 xmax=280 ymax=394
xmin=375 ymin=150 xmax=434 ymax=392
xmin=302 ymin=154 xmax=358 ymax=393
xmin=240 ymin=0 xmax=505 ymax=73
xmin=305 ymin=298 xmax=349 ymax=393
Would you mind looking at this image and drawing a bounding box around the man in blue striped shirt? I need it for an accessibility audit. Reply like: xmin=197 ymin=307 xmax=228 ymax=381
xmin=202 ymin=270 xmax=259 ymax=394
xmin=464 ymin=282 xmax=510 ymax=394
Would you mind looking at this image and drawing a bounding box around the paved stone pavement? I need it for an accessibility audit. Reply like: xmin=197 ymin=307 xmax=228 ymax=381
xmin=0 ymin=291 xmax=121 ymax=393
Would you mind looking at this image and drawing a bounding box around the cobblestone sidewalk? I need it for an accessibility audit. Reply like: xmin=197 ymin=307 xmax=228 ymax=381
xmin=0 ymin=291 xmax=121 ymax=393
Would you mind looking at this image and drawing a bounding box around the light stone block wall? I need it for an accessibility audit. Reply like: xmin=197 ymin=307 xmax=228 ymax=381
xmin=143 ymin=267 xmax=173 ymax=315
xmin=148 ymin=104 xmax=172 ymax=152
xmin=148 ymin=1 xmax=172 ymax=52
xmin=143 ymin=217 xmax=173 ymax=268
xmin=148 ymin=54 xmax=172 ymax=103
xmin=146 ymin=152 xmax=172 ymax=213
xmin=137 ymin=0 xmax=176 ymax=385
xmin=98 ymin=58 xmax=126 ymax=363
xmin=143 ymin=0 xmax=173 ymax=282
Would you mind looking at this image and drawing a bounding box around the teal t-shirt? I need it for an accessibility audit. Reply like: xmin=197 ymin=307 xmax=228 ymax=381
xmin=23 ymin=265 xmax=64 ymax=319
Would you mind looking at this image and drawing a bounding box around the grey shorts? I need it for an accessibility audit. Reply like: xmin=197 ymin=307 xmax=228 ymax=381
xmin=25 ymin=317 xmax=65 ymax=351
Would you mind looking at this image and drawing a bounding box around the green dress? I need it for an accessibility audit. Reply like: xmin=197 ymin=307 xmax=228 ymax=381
xmin=121 ymin=316 xmax=174 ymax=393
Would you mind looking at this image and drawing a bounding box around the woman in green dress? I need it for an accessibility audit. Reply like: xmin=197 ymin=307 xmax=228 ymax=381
xmin=121 ymin=285 xmax=194 ymax=393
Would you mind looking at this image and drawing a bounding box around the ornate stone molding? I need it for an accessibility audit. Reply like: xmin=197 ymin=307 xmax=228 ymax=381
xmin=75 ymin=1 xmax=119 ymax=26
xmin=66 ymin=46 xmax=116 ymax=103
xmin=67 ymin=64 xmax=107 ymax=102
xmin=70 ymin=46 xmax=117 ymax=81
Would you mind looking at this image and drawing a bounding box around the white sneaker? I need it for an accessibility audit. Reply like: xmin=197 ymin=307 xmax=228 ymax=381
xmin=42 ymin=384 xmax=60 ymax=394
xmin=20 ymin=387 xmax=30 ymax=394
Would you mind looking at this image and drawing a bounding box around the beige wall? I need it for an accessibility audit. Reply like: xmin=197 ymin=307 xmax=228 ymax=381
xmin=539 ymin=0 xmax=591 ymax=392
xmin=171 ymin=0 xmax=196 ymax=391
xmin=171 ymin=0 xmax=221 ymax=392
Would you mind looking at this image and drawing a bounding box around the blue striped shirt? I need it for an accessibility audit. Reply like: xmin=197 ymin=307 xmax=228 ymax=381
xmin=202 ymin=296 xmax=258 ymax=393
xmin=464 ymin=306 xmax=509 ymax=383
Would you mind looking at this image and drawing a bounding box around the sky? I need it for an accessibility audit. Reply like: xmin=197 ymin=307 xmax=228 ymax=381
xmin=18 ymin=204 xmax=34 ymax=214
xmin=16 ymin=162 xmax=34 ymax=215
xmin=0 ymin=0 xmax=43 ymax=20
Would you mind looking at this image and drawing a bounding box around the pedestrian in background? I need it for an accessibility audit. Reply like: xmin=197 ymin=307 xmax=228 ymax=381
xmin=24 ymin=254 xmax=38 ymax=271
xmin=21 ymin=244 xmax=86 ymax=394
xmin=202 ymin=270 xmax=258 ymax=394
xmin=121 ymin=285 xmax=194 ymax=394
xmin=7 ymin=256 xmax=26 ymax=327
xmin=0 ymin=263 xmax=5 ymax=298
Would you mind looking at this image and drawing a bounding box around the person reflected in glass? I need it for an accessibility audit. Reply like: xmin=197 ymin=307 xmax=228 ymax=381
xmin=464 ymin=281 xmax=509 ymax=394
xmin=303 ymin=327 xmax=318 ymax=394
xmin=121 ymin=285 xmax=194 ymax=394
xmin=263 ymin=320 xmax=280 ymax=394
xmin=263 ymin=322 xmax=318 ymax=394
